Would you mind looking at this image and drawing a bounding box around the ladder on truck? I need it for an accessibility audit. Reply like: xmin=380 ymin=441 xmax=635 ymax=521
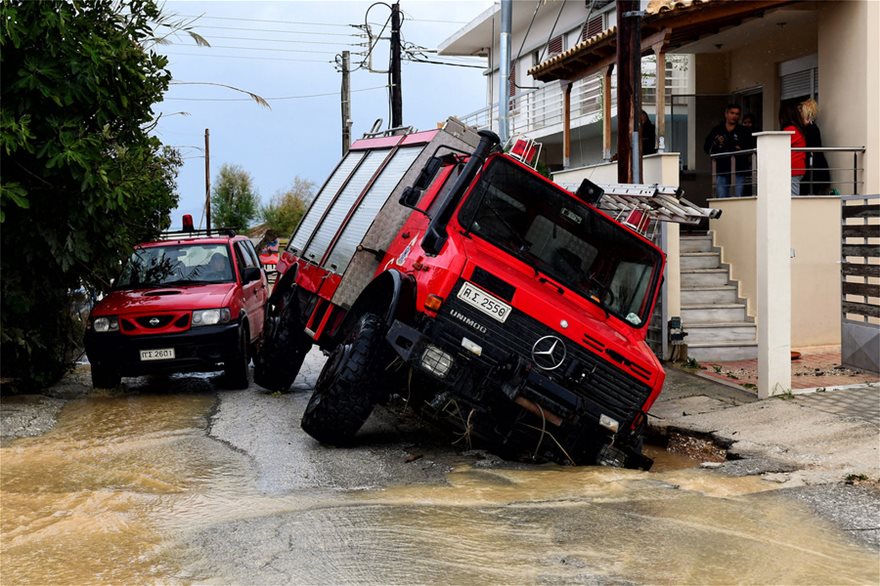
xmin=560 ymin=179 xmax=721 ymax=239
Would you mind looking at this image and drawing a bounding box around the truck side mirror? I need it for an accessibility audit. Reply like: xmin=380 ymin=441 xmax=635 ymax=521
xmin=399 ymin=156 xmax=443 ymax=209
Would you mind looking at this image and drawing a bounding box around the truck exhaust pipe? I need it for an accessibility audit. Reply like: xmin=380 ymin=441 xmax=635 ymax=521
xmin=422 ymin=129 xmax=500 ymax=255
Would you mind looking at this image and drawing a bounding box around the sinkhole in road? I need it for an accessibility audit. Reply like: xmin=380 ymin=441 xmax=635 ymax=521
xmin=2 ymin=392 xmax=877 ymax=585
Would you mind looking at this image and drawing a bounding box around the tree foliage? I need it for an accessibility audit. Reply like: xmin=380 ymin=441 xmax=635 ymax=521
xmin=211 ymin=164 xmax=259 ymax=232
xmin=261 ymin=177 xmax=314 ymax=236
xmin=0 ymin=0 xmax=182 ymax=388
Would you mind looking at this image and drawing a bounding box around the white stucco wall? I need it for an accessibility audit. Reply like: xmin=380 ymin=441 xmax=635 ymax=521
xmin=710 ymin=196 xmax=842 ymax=347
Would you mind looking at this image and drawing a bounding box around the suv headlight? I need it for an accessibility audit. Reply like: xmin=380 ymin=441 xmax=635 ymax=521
xmin=92 ymin=317 xmax=119 ymax=332
xmin=192 ymin=308 xmax=232 ymax=327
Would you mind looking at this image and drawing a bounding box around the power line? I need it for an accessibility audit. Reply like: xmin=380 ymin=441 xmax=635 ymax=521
xmin=402 ymin=57 xmax=485 ymax=69
xmin=202 ymin=34 xmax=365 ymax=47
xmin=164 ymin=51 xmax=332 ymax=63
xmin=184 ymin=24 xmax=359 ymax=36
xmin=172 ymin=14 xmax=357 ymax=28
xmin=164 ymin=85 xmax=389 ymax=102
xmin=164 ymin=41 xmax=346 ymax=55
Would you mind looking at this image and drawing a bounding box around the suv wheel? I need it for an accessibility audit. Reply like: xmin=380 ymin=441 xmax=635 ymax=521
xmin=91 ymin=363 xmax=121 ymax=389
xmin=254 ymin=288 xmax=311 ymax=392
xmin=300 ymin=313 xmax=388 ymax=445
xmin=225 ymin=323 xmax=250 ymax=389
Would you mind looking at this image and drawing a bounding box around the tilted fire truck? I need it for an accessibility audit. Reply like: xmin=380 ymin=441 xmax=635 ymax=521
xmin=255 ymin=118 xmax=717 ymax=469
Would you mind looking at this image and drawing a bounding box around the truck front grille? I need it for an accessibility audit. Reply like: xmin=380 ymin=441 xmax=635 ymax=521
xmin=436 ymin=281 xmax=652 ymax=423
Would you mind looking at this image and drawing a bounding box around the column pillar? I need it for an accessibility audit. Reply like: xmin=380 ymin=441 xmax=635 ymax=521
xmin=754 ymin=131 xmax=793 ymax=398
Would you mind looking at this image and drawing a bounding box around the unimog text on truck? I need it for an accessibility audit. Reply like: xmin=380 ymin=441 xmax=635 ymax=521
xmin=254 ymin=118 xmax=717 ymax=469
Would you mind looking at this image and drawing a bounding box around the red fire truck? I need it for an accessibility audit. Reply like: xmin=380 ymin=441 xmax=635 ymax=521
xmin=255 ymin=118 xmax=715 ymax=468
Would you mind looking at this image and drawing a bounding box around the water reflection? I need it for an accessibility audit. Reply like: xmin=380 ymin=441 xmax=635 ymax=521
xmin=2 ymin=392 xmax=877 ymax=585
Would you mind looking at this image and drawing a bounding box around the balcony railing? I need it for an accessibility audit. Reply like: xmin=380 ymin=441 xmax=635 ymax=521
xmin=459 ymin=62 xmax=690 ymax=137
xmin=710 ymin=146 xmax=867 ymax=197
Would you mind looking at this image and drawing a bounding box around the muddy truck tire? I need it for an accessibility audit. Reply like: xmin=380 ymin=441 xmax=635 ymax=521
xmin=301 ymin=313 xmax=389 ymax=445
xmin=254 ymin=288 xmax=312 ymax=392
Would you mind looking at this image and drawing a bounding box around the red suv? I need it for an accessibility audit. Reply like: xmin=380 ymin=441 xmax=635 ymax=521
xmin=84 ymin=227 xmax=269 ymax=389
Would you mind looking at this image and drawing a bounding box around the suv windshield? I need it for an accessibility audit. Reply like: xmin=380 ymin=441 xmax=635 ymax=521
xmin=458 ymin=157 xmax=662 ymax=327
xmin=116 ymin=243 xmax=234 ymax=288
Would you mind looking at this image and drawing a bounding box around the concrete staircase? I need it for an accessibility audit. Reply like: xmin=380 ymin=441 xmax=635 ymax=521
xmin=680 ymin=232 xmax=757 ymax=361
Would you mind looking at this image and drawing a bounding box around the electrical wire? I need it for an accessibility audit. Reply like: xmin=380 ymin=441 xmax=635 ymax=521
xmin=198 ymin=34 xmax=365 ymax=47
xmin=171 ymin=14 xmax=357 ymax=28
xmin=164 ymin=85 xmax=388 ymax=103
xmin=163 ymin=51 xmax=331 ymax=63
xmin=162 ymin=41 xmax=341 ymax=55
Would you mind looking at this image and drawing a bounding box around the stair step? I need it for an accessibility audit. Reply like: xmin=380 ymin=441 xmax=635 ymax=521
xmin=685 ymin=322 xmax=756 ymax=343
xmin=682 ymin=303 xmax=748 ymax=324
xmin=681 ymin=268 xmax=730 ymax=288
xmin=687 ymin=341 xmax=758 ymax=362
xmin=681 ymin=286 xmax=739 ymax=304
xmin=680 ymin=235 xmax=713 ymax=253
xmin=681 ymin=252 xmax=721 ymax=270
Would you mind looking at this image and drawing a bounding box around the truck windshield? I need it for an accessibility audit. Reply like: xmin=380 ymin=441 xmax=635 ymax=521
xmin=458 ymin=157 xmax=662 ymax=327
xmin=116 ymin=244 xmax=234 ymax=288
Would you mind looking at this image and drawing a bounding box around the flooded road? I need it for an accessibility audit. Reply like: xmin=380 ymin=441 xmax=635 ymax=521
xmin=2 ymin=372 xmax=878 ymax=585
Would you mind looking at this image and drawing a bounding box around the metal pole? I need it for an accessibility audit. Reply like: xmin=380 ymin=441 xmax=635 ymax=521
xmin=204 ymin=128 xmax=211 ymax=235
xmin=390 ymin=2 xmax=402 ymax=129
xmin=341 ymin=50 xmax=352 ymax=156
xmin=616 ymin=0 xmax=634 ymax=182
xmin=631 ymin=6 xmax=642 ymax=184
xmin=498 ymin=0 xmax=512 ymax=144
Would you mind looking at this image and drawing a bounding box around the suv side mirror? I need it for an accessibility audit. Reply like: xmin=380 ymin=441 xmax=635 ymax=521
xmin=399 ymin=156 xmax=443 ymax=209
xmin=243 ymin=266 xmax=262 ymax=283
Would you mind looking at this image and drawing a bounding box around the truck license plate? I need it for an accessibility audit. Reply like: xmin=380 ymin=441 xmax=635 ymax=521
xmin=457 ymin=282 xmax=511 ymax=323
xmin=140 ymin=348 xmax=175 ymax=361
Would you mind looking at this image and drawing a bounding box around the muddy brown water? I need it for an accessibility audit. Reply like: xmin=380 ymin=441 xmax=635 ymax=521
xmin=2 ymin=393 xmax=877 ymax=585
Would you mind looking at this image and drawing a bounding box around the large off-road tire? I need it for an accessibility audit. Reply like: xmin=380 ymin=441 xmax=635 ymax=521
xmin=253 ymin=288 xmax=312 ymax=392
xmin=300 ymin=313 xmax=388 ymax=445
xmin=225 ymin=323 xmax=250 ymax=390
xmin=91 ymin=363 xmax=121 ymax=389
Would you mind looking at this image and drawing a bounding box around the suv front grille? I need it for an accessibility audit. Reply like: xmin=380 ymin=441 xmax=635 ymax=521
xmin=436 ymin=280 xmax=652 ymax=422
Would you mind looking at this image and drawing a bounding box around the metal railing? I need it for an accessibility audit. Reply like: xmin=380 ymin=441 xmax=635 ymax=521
xmin=459 ymin=64 xmax=690 ymax=137
xmin=710 ymin=146 xmax=866 ymax=198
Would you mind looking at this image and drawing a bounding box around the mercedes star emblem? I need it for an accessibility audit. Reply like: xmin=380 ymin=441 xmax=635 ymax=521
xmin=531 ymin=335 xmax=567 ymax=370
xmin=149 ymin=318 xmax=160 ymax=326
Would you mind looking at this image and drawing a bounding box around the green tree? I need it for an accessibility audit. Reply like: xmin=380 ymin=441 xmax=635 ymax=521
xmin=261 ymin=177 xmax=314 ymax=236
xmin=211 ymin=164 xmax=259 ymax=231
xmin=0 ymin=0 xmax=183 ymax=388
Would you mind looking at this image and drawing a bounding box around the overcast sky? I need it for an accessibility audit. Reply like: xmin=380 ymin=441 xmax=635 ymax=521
xmin=156 ymin=0 xmax=494 ymax=229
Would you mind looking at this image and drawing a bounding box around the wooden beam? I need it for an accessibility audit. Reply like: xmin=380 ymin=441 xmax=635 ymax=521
xmin=654 ymin=43 xmax=666 ymax=149
xmin=603 ymin=65 xmax=613 ymax=160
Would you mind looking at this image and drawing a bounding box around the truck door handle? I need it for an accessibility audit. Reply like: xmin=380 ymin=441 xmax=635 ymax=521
xmin=538 ymin=277 xmax=564 ymax=295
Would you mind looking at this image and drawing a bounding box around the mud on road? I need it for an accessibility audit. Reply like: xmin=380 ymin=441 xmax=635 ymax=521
xmin=2 ymin=352 xmax=878 ymax=584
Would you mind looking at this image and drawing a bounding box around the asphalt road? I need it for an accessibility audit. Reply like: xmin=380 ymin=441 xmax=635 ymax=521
xmin=1 ymin=351 xmax=878 ymax=584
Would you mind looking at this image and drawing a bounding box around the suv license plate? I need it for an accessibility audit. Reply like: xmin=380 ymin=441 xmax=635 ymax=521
xmin=140 ymin=348 xmax=175 ymax=361
xmin=457 ymin=282 xmax=511 ymax=323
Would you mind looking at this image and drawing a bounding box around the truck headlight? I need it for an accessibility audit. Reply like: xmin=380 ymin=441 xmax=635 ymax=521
xmin=192 ymin=308 xmax=231 ymax=326
xmin=92 ymin=317 xmax=119 ymax=332
xmin=421 ymin=345 xmax=454 ymax=378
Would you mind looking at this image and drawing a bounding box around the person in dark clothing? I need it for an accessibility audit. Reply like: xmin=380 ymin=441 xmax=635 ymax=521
xmin=640 ymin=110 xmax=656 ymax=156
xmin=799 ymin=98 xmax=831 ymax=195
xmin=703 ymin=104 xmax=748 ymax=197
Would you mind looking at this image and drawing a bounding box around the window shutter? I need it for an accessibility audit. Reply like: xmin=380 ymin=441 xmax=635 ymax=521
xmin=548 ymin=35 xmax=563 ymax=55
xmin=581 ymin=15 xmax=604 ymax=42
xmin=780 ymin=68 xmax=818 ymax=100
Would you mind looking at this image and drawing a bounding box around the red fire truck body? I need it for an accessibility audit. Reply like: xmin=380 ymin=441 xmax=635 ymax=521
xmin=256 ymin=118 xmax=699 ymax=468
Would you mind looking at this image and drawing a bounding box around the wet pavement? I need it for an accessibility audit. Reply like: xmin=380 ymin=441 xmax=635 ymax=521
xmin=1 ymin=351 xmax=879 ymax=584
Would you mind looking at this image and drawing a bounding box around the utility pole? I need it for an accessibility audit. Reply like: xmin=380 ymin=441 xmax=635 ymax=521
xmin=616 ymin=0 xmax=640 ymax=183
xmin=341 ymin=50 xmax=352 ymax=156
xmin=390 ymin=1 xmax=402 ymax=129
xmin=498 ymin=0 xmax=512 ymax=144
xmin=204 ymin=128 xmax=211 ymax=234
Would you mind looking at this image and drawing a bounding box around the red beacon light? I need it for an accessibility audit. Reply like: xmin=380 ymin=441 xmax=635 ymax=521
xmin=621 ymin=208 xmax=651 ymax=236
xmin=506 ymin=135 xmax=542 ymax=169
xmin=182 ymin=214 xmax=194 ymax=232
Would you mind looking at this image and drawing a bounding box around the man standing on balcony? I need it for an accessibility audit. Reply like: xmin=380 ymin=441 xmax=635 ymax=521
xmin=704 ymin=104 xmax=747 ymax=198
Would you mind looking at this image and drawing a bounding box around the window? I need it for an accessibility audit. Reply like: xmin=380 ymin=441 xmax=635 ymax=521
xmin=548 ymin=35 xmax=563 ymax=56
